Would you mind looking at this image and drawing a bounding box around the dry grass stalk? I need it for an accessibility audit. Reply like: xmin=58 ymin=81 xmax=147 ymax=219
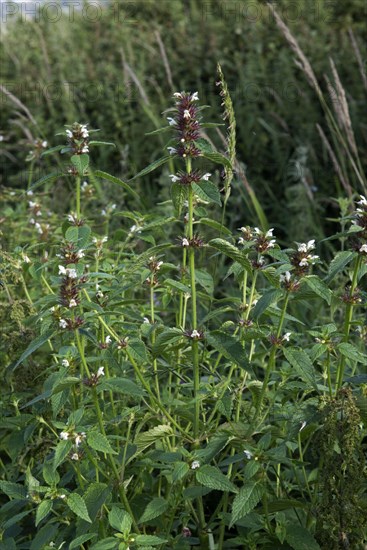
xmin=316 ymin=123 xmax=352 ymax=198
xmin=348 ymin=28 xmax=367 ymax=92
xmin=0 ymin=84 xmax=37 ymax=126
xmin=155 ymin=30 xmax=174 ymax=92
xmin=120 ymin=49 xmax=150 ymax=106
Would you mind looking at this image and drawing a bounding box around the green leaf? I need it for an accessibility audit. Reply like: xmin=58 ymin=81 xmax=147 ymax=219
xmin=172 ymin=461 xmax=189 ymax=482
xmin=67 ymin=493 xmax=92 ymax=523
xmin=338 ymin=342 xmax=367 ymax=365
xmin=71 ymin=154 xmax=89 ymax=176
xmin=35 ymin=500 xmax=53 ymax=527
xmin=283 ymin=348 xmax=318 ymax=389
xmin=302 ymin=276 xmax=332 ymax=304
xmin=43 ymin=462 xmax=60 ymax=485
xmin=252 ymin=289 xmax=283 ymax=320
xmin=325 ymin=250 xmax=355 ymax=283
xmin=152 ymin=328 xmax=183 ymax=355
xmin=7 ymin=329 xmax=55 ymax=373
xmin=127 ymin=338 xmax=149 ymax=364
xmin=196 ymin=465 xmax=238 ymax=493
xmin=94 ymin=170 xmax=139 ymax=201
xmin=199 ymin=217 xmax=231 ymax=236
xmin=87 ymin=431 xmax=117 ymax=455
xmin=134 ymin=535 xmax=168 ymax=546
xmin=192 ymin=181 xmax=221 ymax=205
xmin=41 ymin=144 xmax=65 ymax=157
xmin=134 ymin=425 xmax=173 ymax=455
xmin=89 ymin=140 xmax=116 ymax=147
xmin=206 ymin=330 xmax=251 ymax=373
xmin=30 ymin=524 xmax=58 ymax=550
xmin=83 ymin=482 xmax=111 ymax=523
xmin=53 ymin=439 xmax=73 ymax=470
xmin=230 ymin=483 xmax=264 ymax=527
xmin=0 ymin=481 xmax=27 ymax=500
xmin=285 ymin=524 xmax=321 ymax=550
xmin=30 ymin=171 xmax=64 ymax=192
xmin=52 ymin=376 xmax=81 ymax=394
xmin=65 ymin=225 xmax=91 ymax=248
xmin=201 ymin=151 xmax=232 ymax=169
xmin=109 ymin=506 xmax=132 ymax=533
xmin=130 ymin=156 xmax=171 ymax=180
xmin=209 ymin=238 xmax=252 ymax=271
xmin=165 ymin=279 xmax=191 ymax=294
xmin=98 ymin=377 xmax=144 ymax=397
xmin=139 ymin=497 xmax=169 ymax=523
xmin=89 ymin=538 xmax=118 ymax=550
xmin=171 ymin=183 xmax=188 ymax=216
xmin=195 ymin=269 xmax=214 ymax=295
xmin=69 ymin=534 xmax=98 ymax=550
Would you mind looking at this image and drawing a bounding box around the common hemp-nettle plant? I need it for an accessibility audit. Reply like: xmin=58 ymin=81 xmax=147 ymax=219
xmin=1 ymin=75 xmax=366 ymax=550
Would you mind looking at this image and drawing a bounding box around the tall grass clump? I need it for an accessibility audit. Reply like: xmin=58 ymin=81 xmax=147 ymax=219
xmin=1 ymin=68 xmax=367 ymax=549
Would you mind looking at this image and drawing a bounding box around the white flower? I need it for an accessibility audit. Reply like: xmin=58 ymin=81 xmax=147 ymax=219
xmin=299 ymin=421 xmax=307 ymax=432
xmin=66 ymin=129 xmax=73 ymax=138
xmin=253 ymin=227 xmax=261 ymax=234
xmin=299 ymin=258 xmax=308 ymax=267
xmin=167 ymin=117 xmax=176 ymax=126
xmin=202 ymin=173 xmax=211 ymax=181
xmin=71 ymin=453 xmax=79 ymax=461
xmin=26 ymin=190 xmax=34 ymax=196
xmin=75 ymin=432 xmax=86 ymax=447
xmin=22 ymin=254 xmax=31 ymax=263
xmin=76 ymin=250 xmax=85 ymax=259
xmin=183 ymin=109 xmax=191 ymax=119
xmin=280 ymin=271 xmax=291 ymax=283
xmin=181 ymin=238 xmax=190 ymax=247
xmin=243 ymin=450 xmax=253 ymax=460
xmin=0 ymin=135 xmax=4 ymax=142
xmin=81 ymin=180 xmax=88 ymax=190
xmin=102 ymin=236 xmax=108 ymax=243
xmin=283 ymin=332 xmax=291 ymax=342
xmin=169 ymin=174 xmax=180 ymax=183
xmin=42 ymin=140 xmax=48 ymax=148
xmin=190 ymin=329 xmax=201 ymax=339
xmin=268 ymin=239 xmax=276 ymax=248
xmin=167 ymin=147 xmax=177 ymax=155
xmin=297 ymin=239 xmax=315 ymax=253
xmin=81 ymin=145 xmax=89 ymax=153
xmin=357 ymin=195 xmax=367 ymax=206
xmin=28 ymin=201 xmax=36 ymax=208
xmin=58 ymin=265 xmax=67 ymax=275
xmin=59 ymin=319 xmax=68 ymax=329
xmin=29 ymin=218 xmax=35 ymax=225
xmin=80 ymin=125 xmax=89 ymax=138
xmin=266 ymin=228 xmax=274 ymax=237
xmin=359 ymin=244 xmax=367 ymax=253
xmin=61 ymin=359 xmax=69 ymax=367
xmin=105 ymin=335 xmax=112 ymax=345
xmin=97 ymin=367 xmax=105 ymax=377
xmin=143 ymin=317 xmax=150 ymax=324
xmin=69 ymin=299 xmax=78 ymax=308
xmin=192 ymin=91 xmax=199 ymax=101
xmin=67 ymin=214 xmax=75 ymax=222
xmin=156 ymin=261 xmax=163 ymax=270
xmin=238 ymin=237 xmax=244 ymax=245
xmin=50 ymin=306 xmax=55 ymax=313
xmin=68 ymin=269 xmax=78 ymax=279
xmin=191 ymin=460 xmax=200 ymax=470
xmin=96 ymin=290 xmax=104 ymax=299
xmin=59 ymin=494 xmax=66 ymax=500
xmin=60 ymin=431 xmax=69 ymax=440
xmin=173 ymin=92 xmax=184 ymax=98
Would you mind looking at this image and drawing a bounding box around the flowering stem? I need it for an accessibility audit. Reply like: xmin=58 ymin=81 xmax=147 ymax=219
xmin=76 ymin=176 xmax=81 ymax=218
xmin=150 ymin=275 xmax=160 ymax=399
xmin=336 ymin=255 xmax=362 ymax=390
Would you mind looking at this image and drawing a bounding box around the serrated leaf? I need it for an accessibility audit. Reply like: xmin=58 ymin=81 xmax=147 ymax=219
xmin=131 ymin=155 xmax=171 ymax=180
xmin=87 ymin=431 xmax=117 ymax=455
xmin=337 ymin=342 xmax=367 ymax=364
xmin=7 ymin=329 xmax=55 ymax=373
xmin=230 ymin=483 xmax=264 ymax=526
xmin=71 ymin=154 xmax=89 ymax=176
xmin=252 ymin=289 xmax=283 ymax=320
xmin=69 ymin=534 xmax=98 ymax=550
xmin=67 ymin=493 xmax=92 ymax=523
xmin=172 ymin=461 xmax=189 ymax=482
xmin=206 ymin=330 xmax=251 ymax=373
xmin=53 ymin=439 xmax=73 ymax=470
xmin=283 ymin=348 xmax=317 ymax=389
xmin=135 ymin=535 xmax=168 ymax=546
xmin=98 ymin=377 xmax=144 ymax=397
xmin=152 ymin=328 xmax=183 ymax=355
xmin=199 ymin=217 xmax=231 ymax=235
xmin=127 ymin=338 xmax=149 ymax=364
xmin=52 ymin=376 xmax=81 ymax=394
xmin=134 ymin=425 xmax=173 ymax=455
xmin=94 ymin=170 xmax=139 ymax=201
xmin=302 ymin=276 xmax=332 ymax=304
xmin=139 ymin=497 xmax=169 ymax=523
xmin=35 ymin=500 xmax=52 ymax=527
xmin=171 ymin=183 xmax=187 ymax=216
xmin=65 ymin=225 xmax=91 ymax=248
xmin=0 ymin=481 xmax=28 ymax=500
xmin=83 ymin=482 xmax=111 ymax=523
xmin=195 ymin=268 xmax=214 ymax=295
xmin=285 ymin=524 xmax=321 ymax=550
xmin=192 ymin=181 xmax=221 ymax=205
xmin=325 ymin=251 xmax=355 ymax=283
xmin=89 ymin=538 xmax=117 ymax=550
xmin=201 ymin=151 xmax=232 ymax=169
xmin=196 ymin=465 xmax=238 ymax=493
xmin=109 ymin=506 xmax=133 ymax=533
xmin=165 ymin=278 xmax=191 ymax=293
xmin=209 ymin=238 xmax=252 ymax=271
xmin=43 ymin=462 xmax=60 ymax=486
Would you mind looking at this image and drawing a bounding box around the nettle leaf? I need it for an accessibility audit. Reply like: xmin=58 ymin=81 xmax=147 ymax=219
xmin=252 ymin=289 xmax=284 ymax=320
xmin=139 ymin=497 xmax=169 ymax=523
xmin=89 ymin=538 xmax=117 ymax=550
xmin=94 ymin=170 xmax=139 ymax=201
xmin=43 ymin=462 xmax=60 ymax=486
xmin=71 ymin=154 xmax=89 ymax=176
xmin=283 ymin=348 xmax=318 ymax=390
xmin=127 ymin=338 xmax=149 ymax=364
xmin=302 ymin=276 xmax=332 ymax=304
xmin=53 ymin=439 xmax=73 ymax=471
xmin=69 ymin=534 xmax=98 ymax=550
xmin=201 ymin=150 xmax=232 ymax=169
xmin=172 ymin=461 xmax=189 ymax=482
xmin=195 ymin=268 xmax=214 ymax=295
xmin=152 ymin=328 xmax=183 ymax=355
xmin=285 ymin=524 xmax=321 ymax=550
xmin=206 ymin=330 xmax=251 ymax=373
xmin=41 ymin=144 xmax=65 ymax=157
xmin=67 ymin=493 xmax=92 ymax=523
xmin=171 ymin=182 xmax=188 ymax=216
xmin=98 ymin=377 xmax=144 ymax=397
xmin=7 ymin=329 xmax=55 ymax=373
xmin=134 ymin=425 xmax=173 ymax=455
xmin=192 ymin=181 xmax=221 ymax=205
xmin=64 ymin=225 xmax=91 ymax=248
xmin=83 ymin=482 xmax=111 ymax=523
xmin=135 ymin=535 xmax=168 ymax=546
xmin=199 ymin=217 xmax=231 ymax=236
xmin=230 ymin=482 xmax=264 ymax=527
xmin=325 ymin=250 xmax=355 ymax=283
xmin=196 ymin=465 xmax=238 ymax=493
xmin=209 ymin=238 xmax=252 ymax=271
xmin=338 ymin=342 xmax=367 ymax=365
xmin=87 ymin=431 xmax=117 ymax=455
xmin=109 ymin=506 xmax=132 ymax=533
xmin=131 ymin=155 xmax=171 ymax=180
xmin=0 ymin=481 xmax=28 ymax=500
xmin=35 ymin=500 xmax=53 ymax=527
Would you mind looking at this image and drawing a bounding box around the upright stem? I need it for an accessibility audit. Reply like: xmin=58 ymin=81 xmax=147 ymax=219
xmin=76 ymin=176 xmax=81 ymax=218
xmin=150 ymin=275 xmax=160 ymax=399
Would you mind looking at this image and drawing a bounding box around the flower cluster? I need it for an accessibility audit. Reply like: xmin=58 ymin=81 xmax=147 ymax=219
xmin=167 ymin=92 xmax=201 ymax=158
xmin=269 ymin=332 xmax=291 ymax=346
xmin=83 ymin=366 xmax=105 ymax=387
xmin=184 ymin=328 xmax=204 ymax=340
xmin=59 ymin=265 xmax=81 ymax=309
xmin=279 ymin=270 xmax=301 ymax=293
xmin=65 ymin=122 xmax=89 ymax=155
xmin=290 ymin=240 xmax=319 ymax=276
xmin=169 ymin=170 xmax=211 ymax=186
xmin=58 ymin=242 xmax=85 ymax=265
xmin=26 ymin=138 xmax=48 ymax=162
xmin=179 ymin=235 xmax=205 ymax=248
xmin=59 ymin=430 xmax=86 ymax=461
xmin=351 ymin=195 xmax=367 ymax=255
